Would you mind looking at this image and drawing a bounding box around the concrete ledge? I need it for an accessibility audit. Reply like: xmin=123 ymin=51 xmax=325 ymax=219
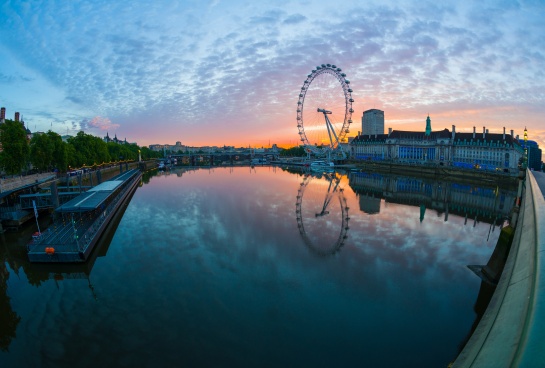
xmin=515 ymin=171 xmax=545 ymax=367
xmin=453 ymin=170 xmax=543 ymax=367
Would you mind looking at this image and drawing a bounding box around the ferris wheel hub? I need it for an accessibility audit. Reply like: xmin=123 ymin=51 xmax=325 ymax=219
xmin=317 ymin=108 xmax=332 ymax=114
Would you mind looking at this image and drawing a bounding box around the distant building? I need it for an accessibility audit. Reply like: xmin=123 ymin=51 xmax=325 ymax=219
xmin=149 ymin=141 xmax=186 ymax=153
xmin=361 ymin=109 xmax=384 ymax=135
xmin=104 ymin=132 xmax=129 ymax=144
xmin=0 ymin=107 xmax=5 ymax=123
xmin=351 ymin=116 xmax=524 ymax=174
xmin=519 ymin=139 xmax=542 ymax=171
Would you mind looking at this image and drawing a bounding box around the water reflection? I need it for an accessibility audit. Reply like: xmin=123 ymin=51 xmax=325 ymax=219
xmin=0 ymin=245 xmax=20 ymax=352
xmin=349 ymin=171 xmax=515 ymax=227
xmin=295 ymin=172 xmax=349 ymax=256
xmin=0 ymin=166 xmax=518 ymax=367
xmin=0 ymin=188 xmax=132 ymax=351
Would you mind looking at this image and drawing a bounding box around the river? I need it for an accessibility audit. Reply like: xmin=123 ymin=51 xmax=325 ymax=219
xmin=0 ymin=166 xmax=516 ymax=367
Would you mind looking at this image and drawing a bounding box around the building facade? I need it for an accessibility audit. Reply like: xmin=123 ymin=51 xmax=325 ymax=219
xmin=350 ymin=117 xmax=524 ymax=173
xmin=361 ymin=109 xmax=384 ymax=136
xmin=520 ymin=139 xmax=542 ymax=171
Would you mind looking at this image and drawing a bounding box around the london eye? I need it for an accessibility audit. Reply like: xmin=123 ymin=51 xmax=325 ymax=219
xmin=296 ymin=64 xmax=354 ymax=159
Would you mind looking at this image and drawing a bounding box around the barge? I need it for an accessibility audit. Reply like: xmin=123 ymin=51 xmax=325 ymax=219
xmin=27 ymin=169 xmax=142 ymax=263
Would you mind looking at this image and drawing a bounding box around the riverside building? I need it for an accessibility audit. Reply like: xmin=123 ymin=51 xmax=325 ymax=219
xmin=361 ymin=109 xmax=384 ymax=135
xmin=350 ymin=116 xmax=524 ymax=173
xmin=519 ymin=139 xmax=542 ymax=171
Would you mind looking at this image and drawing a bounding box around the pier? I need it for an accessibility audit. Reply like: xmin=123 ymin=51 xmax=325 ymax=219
xmin=27 ymin=169 xmax=142 ymax=263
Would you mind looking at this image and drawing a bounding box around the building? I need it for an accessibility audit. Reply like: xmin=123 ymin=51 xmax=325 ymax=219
xmin=0 ymin=107 xmax=5 ymax=123
xmin=350 ymin=116 xmax=524 ymax=174
xmin=103 ymin=132 xmax=128 ymax=144
xmin=361 ymin=109 xmax=384 ymax=135
xmin=519 ymin=139 xmax=542 ymax=171
xmin=149 ymin=141 xmax=186 ymax=153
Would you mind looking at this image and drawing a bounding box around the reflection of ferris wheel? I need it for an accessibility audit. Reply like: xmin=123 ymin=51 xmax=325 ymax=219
xmin=295 ymin=173 xmax=350 ymax=256
xmin=297 ymin=63 xmax=354 ymax=158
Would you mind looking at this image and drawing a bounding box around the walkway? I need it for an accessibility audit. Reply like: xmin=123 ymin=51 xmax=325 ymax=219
xmin=453 ymin=170 xmax=545 ymax=367
xmin=0 ymin=173 xmax=57 ymax=193
xmin=533 ymin=170 xmax=545 ymax=196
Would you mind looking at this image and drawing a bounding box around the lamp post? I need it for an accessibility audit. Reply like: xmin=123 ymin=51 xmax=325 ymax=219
xmin=524 ymin=127 xmax=528 ymax=169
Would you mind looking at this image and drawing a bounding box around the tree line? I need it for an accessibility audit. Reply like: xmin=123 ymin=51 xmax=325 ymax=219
xmin=0 ymin=119 xmax=162 ymax=175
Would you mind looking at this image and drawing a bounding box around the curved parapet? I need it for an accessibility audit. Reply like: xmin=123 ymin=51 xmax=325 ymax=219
xmin=453 ymin=170 xmax=545 ymax=367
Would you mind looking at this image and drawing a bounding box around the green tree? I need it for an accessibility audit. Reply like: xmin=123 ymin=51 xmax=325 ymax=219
xmin=0 ymin=120 xmax=30 ymax=175
xmin=47 ymin=131 xmax=69 ymax=171
xmin=280 ymin=146 xmax=305 ymax=157
xmin=30 ymin=133 xmax=54 ymax=171
xmin=67 ymin=131 xmax=110 ymax=167
xmin=139 ymin=146 xmax=158 ymax=160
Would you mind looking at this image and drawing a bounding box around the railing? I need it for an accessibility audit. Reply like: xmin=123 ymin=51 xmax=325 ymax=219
xmin=0 ymin=173 xmax=56 ymax=193
xmin=31 ymin=171 xmax=140 ymax=253
xmin=77 ymin=172 xmax=139 ymax=252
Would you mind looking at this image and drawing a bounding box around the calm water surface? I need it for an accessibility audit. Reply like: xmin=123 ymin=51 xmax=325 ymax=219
xmin=0 ymin=167 xmax=512 ymax=367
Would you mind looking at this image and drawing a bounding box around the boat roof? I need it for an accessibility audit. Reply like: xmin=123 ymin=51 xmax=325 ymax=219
xmin=56 ymin=170 xmax=138 ymax=213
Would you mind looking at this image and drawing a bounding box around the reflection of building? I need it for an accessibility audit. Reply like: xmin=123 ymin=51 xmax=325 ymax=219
xmin=359 ymin=194 xmax=381 ymax=215
xmin=351 ymin=116 xmax=524 ymax=173
xmin=519 ymin=139 xmax=542 ymax=171
xmin=361 ymin=109 xmax=384 ymax=135
xmin=349 ymin=171 xmax=516 ymax=224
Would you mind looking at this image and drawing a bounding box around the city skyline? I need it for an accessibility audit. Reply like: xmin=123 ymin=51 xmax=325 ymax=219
xmin=1 ymin=0 xmax=544 ymax=148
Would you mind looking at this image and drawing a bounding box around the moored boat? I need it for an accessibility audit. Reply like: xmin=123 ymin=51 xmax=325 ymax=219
xmin=310 ymin=160 xmax=334 ymax=172
xmin=27 ymin=169 xmax=142 ymax=263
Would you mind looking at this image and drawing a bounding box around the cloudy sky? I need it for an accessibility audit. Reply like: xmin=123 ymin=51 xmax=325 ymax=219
xmin=0 ymin=0 xmax=543 ymax=148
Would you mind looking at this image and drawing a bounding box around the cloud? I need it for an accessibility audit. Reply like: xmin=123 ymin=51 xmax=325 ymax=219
xmin=87 ymin=116 xmax=120 ymax=131
xmin=283 ymin=14 xmax=306 ymax=24
xmin=0 ymin=1 xmax=543 ymax=146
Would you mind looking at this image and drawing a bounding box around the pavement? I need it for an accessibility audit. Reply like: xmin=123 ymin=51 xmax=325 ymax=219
xmin=531 ymin=170 xmax=545 ymax=199
xmin=0 ymin=173 xmax=57 ymax=193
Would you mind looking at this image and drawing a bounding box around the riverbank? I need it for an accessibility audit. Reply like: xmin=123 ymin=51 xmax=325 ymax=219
xmin=349 ymin=160 xmax=519 ymax=189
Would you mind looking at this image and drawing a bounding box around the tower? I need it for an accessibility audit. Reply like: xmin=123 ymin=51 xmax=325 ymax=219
xmin=425 ymin=115 xmax=431 ymax=136
xmin=361 ymin=109 xmax=384 ymax=135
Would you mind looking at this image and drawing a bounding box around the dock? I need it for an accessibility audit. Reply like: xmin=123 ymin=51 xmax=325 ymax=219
xmin=27 ymin=169 xmax=142 ymax=263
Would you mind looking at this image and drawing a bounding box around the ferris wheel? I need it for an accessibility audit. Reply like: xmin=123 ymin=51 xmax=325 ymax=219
xmin=295 ymin=172 xmax=350 ymax=256
xmin=297 ymin=64 xmax=354 ymax=159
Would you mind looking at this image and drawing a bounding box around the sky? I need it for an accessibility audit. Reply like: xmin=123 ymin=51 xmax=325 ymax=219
xmin=0 ymin=0 xmax=544 ymax=148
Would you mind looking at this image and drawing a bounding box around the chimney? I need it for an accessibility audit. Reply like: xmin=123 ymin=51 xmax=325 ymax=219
xmin=482 ymin=126 xmax=485 ymax=139
xmin=452 ymin=125 xmax=456 ymax=139
xmin=15 ymin=112 xmax=20 ymax=122
xmin=388 ymin=127 xmax=392 ymax=137
xmin=473 ymin=126 xmax=476 ymax=139
xmin=503 ymin=127 xmax=505 ymax=140
xmin=511 ymin=129 xmax=514 ymax=138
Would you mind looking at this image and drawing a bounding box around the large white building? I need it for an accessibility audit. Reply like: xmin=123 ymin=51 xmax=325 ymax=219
xmin=361 ymin=109 xmax=384 ymax=135
xmin=350 ymin=116 xmax=524 ymax=173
